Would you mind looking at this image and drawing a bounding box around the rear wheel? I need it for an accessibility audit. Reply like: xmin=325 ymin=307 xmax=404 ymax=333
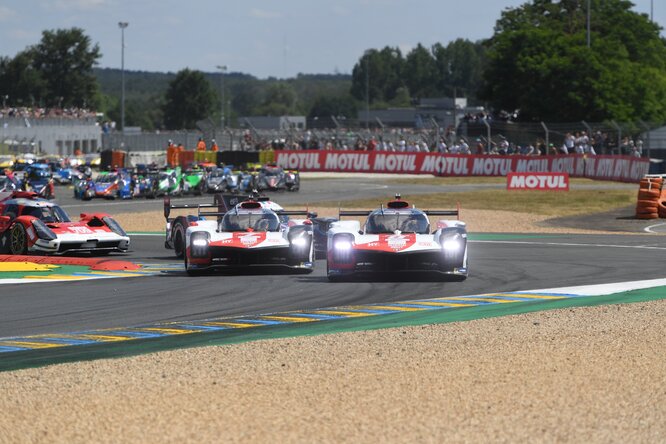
xmin=9 ymin=223 xmax=28 ymax=255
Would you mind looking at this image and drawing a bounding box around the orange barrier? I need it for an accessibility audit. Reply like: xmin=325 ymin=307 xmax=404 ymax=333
xmin=636 ymin=176 xmax=662 ymax=219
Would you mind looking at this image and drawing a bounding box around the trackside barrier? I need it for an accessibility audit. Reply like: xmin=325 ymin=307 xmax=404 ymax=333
xmin=637 ymin=174 xmax=666 ymax=219
xmin=273 ymin=151 xmax=649 ymax=183
xmin=258 ymin=150 xmax=275 ymax=164
xmin=194 ymin=151 xmax=217 ymax=163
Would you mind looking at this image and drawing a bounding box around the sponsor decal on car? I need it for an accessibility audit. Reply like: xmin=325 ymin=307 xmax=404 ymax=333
xmin=360 ymin=234 xmax=417 ymax=252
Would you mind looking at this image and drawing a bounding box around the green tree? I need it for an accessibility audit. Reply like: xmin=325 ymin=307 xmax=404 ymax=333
xmin=432 ymin=39 xmax=485 ymax=100
xmin=307 ymin=94 xmax=358 ymax=119
xmin=163 ymin=69 xmax=216 ymax=129
xmin=30 ymin=28 xmax=101 ymax=108
xmin=256 ymin=82 xmax=298 ymax=115
xmin=351 ymin=47 xmax=405 ymax=104
xmin=0 ymin=52 xmax=47 ymax=106
xmin=481 ymin=0 xmax=666 ymax=122
xmin=403 ymin=44 xmax=438 ymax=99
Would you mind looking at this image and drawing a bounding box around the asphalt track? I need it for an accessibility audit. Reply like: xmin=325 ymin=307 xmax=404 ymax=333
xmin=2 ymin=177 xmax=663 ymax=340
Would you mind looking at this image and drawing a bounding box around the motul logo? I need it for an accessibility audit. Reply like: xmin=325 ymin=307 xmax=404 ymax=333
xmin=507 ymin=173 xmax=569 ymax=191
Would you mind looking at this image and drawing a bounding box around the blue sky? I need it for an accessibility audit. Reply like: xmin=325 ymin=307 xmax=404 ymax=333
xmin=1 ymin=1 xmax=662 ymax=79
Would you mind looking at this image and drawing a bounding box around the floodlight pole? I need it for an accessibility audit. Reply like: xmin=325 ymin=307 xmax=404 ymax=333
xmin=118 ymin=21 xmax=129 ymax=132
xmin=216 ymin=65 xmax=227 ymax=131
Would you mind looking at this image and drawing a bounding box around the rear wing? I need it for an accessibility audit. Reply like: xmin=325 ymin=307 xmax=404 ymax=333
xmin=276 ymin=210 xmax=318 ymax=218
xmin=339 ymin=207 xmax=460 ymax=220
xmin=163 ymin=193 xmax=235 ymax=220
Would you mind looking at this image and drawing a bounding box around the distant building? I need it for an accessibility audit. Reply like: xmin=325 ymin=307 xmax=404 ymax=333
xmin=358 ymin=97 xmax=467 ymax=129
xmin=0 ymin=117 xmax=101 ymax=155
xmin=240 ymin=116 xmax=306 ymax=131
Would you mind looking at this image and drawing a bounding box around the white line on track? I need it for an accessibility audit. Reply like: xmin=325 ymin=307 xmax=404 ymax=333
xmin=470 ymin=240 xmax=666 ymax=250
xmin=643 ymin=222 xmax=666 ymax=234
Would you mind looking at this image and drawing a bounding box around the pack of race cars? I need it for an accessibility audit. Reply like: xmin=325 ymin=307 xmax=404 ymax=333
xmin=0 ymin=187 xmax=469 ymax=281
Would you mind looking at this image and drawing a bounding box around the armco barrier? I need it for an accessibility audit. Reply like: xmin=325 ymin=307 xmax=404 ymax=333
xmin=273 ymin=151 xmax=649 ymax=183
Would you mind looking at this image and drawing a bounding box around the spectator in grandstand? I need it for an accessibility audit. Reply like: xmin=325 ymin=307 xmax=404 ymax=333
xmin=437 ymin=138 xmax=448 ymax=153
xmin=563 ymin=132 xmax=575 ymax=154
xmin=459 ymin=139 xmax=471 ymax=154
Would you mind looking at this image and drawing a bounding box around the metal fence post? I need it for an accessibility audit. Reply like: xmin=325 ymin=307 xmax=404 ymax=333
xmin=540 ymin=121 xmax=549 ymax=153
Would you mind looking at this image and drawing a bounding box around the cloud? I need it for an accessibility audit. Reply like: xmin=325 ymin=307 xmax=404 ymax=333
xmin=8 ymin=28 xmax=38 ymax=41
xmin=249 ymin=8 xmax=282 ymax=20
xmin=0 ymin=6 xmax=16 ymax=21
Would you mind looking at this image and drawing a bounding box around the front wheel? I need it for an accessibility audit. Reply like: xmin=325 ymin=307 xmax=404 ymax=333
xmin=9 ymin=223 xmax=29 ymax=255
xmin=172 ymin=220 xmax=186 ymax=258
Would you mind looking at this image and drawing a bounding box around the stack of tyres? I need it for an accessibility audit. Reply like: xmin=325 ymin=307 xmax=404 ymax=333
xmin=635 ymin=177 xmax=662 ymax=219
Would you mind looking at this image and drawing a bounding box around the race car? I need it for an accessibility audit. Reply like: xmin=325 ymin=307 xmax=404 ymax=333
xmin=182 ymin=164 xmax=206 ymax=195
xmin=0 ymin=191 xmax=130 ymax=255
xmin=254 ymin=164 xmax=289 ymax=192
xmin=183 ymin=199 xmax=315 ymax=275
xmin=22 ymin=163 xmax=55 ymax=199
xmin=93 ymin=170 xmax=133 ymax=199
xmin=164 ymin=193 xmax=306 ymax=258
xmin=327 ymin=195 xmax=468 ymax=281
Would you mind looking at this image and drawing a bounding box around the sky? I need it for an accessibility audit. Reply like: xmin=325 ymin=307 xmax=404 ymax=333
xmin=0 ymin=0 xmax=663 ymax=79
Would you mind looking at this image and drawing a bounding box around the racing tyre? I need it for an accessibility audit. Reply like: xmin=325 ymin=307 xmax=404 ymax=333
xmin=184 ymin=256 xmax=203 ymax=276
xmin=9 ymin=223 xmax=29 ymax=255
xmin=172 ymin=219 xmax=187 ymax=259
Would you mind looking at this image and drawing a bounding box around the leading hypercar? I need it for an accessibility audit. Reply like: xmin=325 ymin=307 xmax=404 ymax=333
xmin=0 ymin=191 xmax=130 ymax=255
xmin=327 ymin=195 xmax=468 ymax=281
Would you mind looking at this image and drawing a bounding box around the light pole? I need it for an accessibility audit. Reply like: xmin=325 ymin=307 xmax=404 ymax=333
xmin=118 ymin=21 xmax=128 ymax=132
xmin=216 ymin=65 xmax=227 ymax=130
xmin=365 ymin=54 xmax=370 ymax=130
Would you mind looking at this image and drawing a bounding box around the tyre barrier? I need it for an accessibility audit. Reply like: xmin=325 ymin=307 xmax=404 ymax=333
xmin=636 ymin=176 xmax=664 ymax=219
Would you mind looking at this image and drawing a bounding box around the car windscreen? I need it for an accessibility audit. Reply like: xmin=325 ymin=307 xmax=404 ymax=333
xmin=220 ymin=211 xmax=280 ymax=232
xmin=365 ymin=211 xmax=429 ymax=234
xmin=262 ymin=168 xmax=281 ymax=177
xmin=22 ymin=205 xmax=71 ymax=223
xmin=97 ymin=174 xmax=117 ymax=183
xmin=209 ymin=170 xmax=225 ymax=178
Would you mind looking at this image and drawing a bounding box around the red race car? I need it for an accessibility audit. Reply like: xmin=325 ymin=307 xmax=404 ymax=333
xmin=0 ymin=191 xmax=130 ymax=255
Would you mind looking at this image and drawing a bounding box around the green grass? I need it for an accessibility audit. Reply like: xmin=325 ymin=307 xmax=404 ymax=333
xmin=311 ymin=189 xmax=636 ymax=217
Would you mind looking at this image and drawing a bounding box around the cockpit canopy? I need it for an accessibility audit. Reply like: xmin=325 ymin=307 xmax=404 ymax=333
xmin=220 ymin=210 xmax=281 ymax=232
xmin=365 ymin=210 xmax=429 ymax=234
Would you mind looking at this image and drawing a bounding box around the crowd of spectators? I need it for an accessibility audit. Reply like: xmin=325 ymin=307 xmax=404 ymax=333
xmin=246 ymin=127 xmax=645 ymax=158
xmin=0 ymin=107 xmax=98 ymax=120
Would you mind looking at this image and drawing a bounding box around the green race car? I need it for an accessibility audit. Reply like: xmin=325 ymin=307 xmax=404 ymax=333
xmin=181 ymin=165 xmax=206 ymax=195
xmin=154 ymin=167 xmax=184 ymax=197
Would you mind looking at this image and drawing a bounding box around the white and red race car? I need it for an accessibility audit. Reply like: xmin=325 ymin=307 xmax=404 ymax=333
xmin=165 ymin=194 xmax=316 ymax=275
xmin=327 ymin=195 xmax=468 ymax=281
xmin=0 ymin=191 xmax=130 ymax=255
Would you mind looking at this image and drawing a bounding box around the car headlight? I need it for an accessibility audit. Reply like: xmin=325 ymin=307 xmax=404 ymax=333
xmin=291 ymin=236 xmax=308 ymax=248
xmin=102 ymin=216 xmax=127 ymax=237
xmin=334 ymin=239 xmax=352 ymax=250
xmin=32 ymin=219 xmax=57 ymax=241
xmin=190 ymin=231 xmax=210 ymax=258
xmin=442 ymin=238 xmax=461 ymax=251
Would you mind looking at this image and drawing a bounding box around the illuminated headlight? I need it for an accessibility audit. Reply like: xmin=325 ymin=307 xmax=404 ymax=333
xmin=103 ymin=216 xmax=127 ymax=237
xmin=291 ymin=236 xmax=308 ymax=247
xmin=442 ymin=239 xmax=461 ymax=250
xmin=192 ymin=238 xmax=208 ymax=247
xmin=334 ymin=240 xmax=352 ymax=250
xmin=190 ymin=232 xmax=210 ymax=258
xmin=32 ymin=219 xmax=57 ymax=241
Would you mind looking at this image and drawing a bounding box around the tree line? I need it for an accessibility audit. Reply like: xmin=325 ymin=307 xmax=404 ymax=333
xmin=2 ymin=0 xmax=666 ymax=130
